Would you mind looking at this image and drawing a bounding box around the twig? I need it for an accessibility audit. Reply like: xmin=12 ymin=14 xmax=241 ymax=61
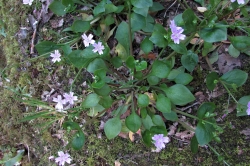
xmin=30 ymin=11 xmax=42 ymax=54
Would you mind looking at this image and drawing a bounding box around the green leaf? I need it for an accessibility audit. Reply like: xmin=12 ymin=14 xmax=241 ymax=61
xmin=87 ymin=58 xmax=107 ymax=73
xmin=125 ymin=112 xmax=142 ymax=133
xmin=142 ymin=130 xmax=152 ymax=147
xmin=115 ymin=22 xmax=131 ymax=56
xmin=93 ymin=0 xmax=105 ymax=16
xmin=228 ymin=44 xmax=240 ymax=58
xmin=197 ymin=102 xmax=216 ymax=119
xmin=230 ymin=36 xmax=250 ymax=52
xmin=169 ymin=43 xmax=187 ymax=55
xmin=88 ymin=104 xmax=105 ymax=117
xmin=182 ymin=9 xmax=197 ymax=33
xmin=206 ymin=72 xmax=219 ymax=91
xmin=191 ymin=136 xmax=199 ymax=153
xmin=199 ymin=24 xmax=227 ymax=42
xmin=5 ymin=149 xmax=25 ymax=166
xmin=149 ymin=31 xmax=167 ymax=48
xmin=150 ymin=126 xmax=167 ymax=136
xmin=151 ymin=60 xmax=170 ymax=78
xmin=131 ymin=0 xmax=153 ymax=8
xmin=111 ymin=56 xmax=122 ymax=68
xmin=220 ymin=69 xmax=248 ymax=88
xmin=104 ymin=117 xmax=122 ymax=139
xmin=66 ymin=50 xmax=93 ymax=69
xmin=71 ymin=20 xmax=90 ymax=33
xmin=152 ymin=115 xmax=166 ymax=127
xmin=149 ymin=2 xmax=164 ymax=12
xmin=133 ymin=7 xmax=148 ymax=17
xmin=92 ymin=72 xmax=106 ymax=89
xmin=125 ymin=56 xmax=135 ymax=69
xmin=142 ymin=15 xmax=154 ymax=32
xmin=35 ymin=41 xmax=60 ymax=55
xmin=174 ymin=73 xmax=193 ymax=85
xmin=82 ymin=46 xmax=99 ymax=59
xmin=163 ymin=84 xmax=195 ymax=106
xmin=167 ymin=66 xmax=185 ymax=80
xmin=71 ymin=131 xmax=85 ymax=150
xmin=135 ymin=61 xmax=147 ymax=71
xmin=141 ymin=37 xmax=153 ymax=54
xmin=94 ymin=84 xmax=111 ymax=96
xmin=49 ymin=1 xmax=67 ymax=16
xmin=147 ymin=75 xmax=160 ymax=85
xmin=81 ymin=93 xmax=100 ymax=108
xmin=63 ymin=121 xmax=81 ymax=130
xmin=138 ymin=94 xmax=150 ymax=107
xmin=236 ymin=95 xmax=250 ymax=116
xmin=99 ymin=96 xmax=113 ymax=108
xmin=195 ymin=121 xmax=214 ymax=145
xmin=105 ymin=3 xmax=118 ymax=14
xmin=163 ymin=111 xmax=178 ymax=121
xmin=181 ymin=50 xmax=198 ymax=72
xmin=20 ymin=111 xmax=51 ymax=122
xmin=131 ymin=12 xmax=146 ymax=31
xmin=142 ymin=114 xmax=155 ymax=130
xmin=140 ymin=107 xmax=147 ymax=119
xmin=156 ymin=94 xmax=171 ymax=113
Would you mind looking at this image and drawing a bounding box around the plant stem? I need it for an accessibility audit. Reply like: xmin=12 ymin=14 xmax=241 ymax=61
xmin=70 ymin=68 xmax=83 ymax=91
xmin=127 ymin=1 xmax=133 ymax=56
xmin=219 ymin=80 xmax=238 ymax=103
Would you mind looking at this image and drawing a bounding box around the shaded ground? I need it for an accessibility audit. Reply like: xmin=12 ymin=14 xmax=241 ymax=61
xmin=1 ymin=0 xmax=250 ymax=165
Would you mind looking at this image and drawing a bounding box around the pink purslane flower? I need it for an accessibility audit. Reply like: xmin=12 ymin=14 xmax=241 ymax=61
xmin=50 ymin=50 xmax=62 ymax=63
xmin=170 ymin=20 xmax=186 ymax=44
xmin=231 ymin=0 xmax=245 ymax=4
xmin=152 ymin=134 xmax=170 ymax=151
xmin=23 ymin=0 xmax=34 ymax=5
xmin=55 ymin=151 xmax=72 ymax=166
xmin=63 ymin=92 xmax=78 ymax=105
xmin=92 ymin=42 xmax=105 ymax=55
xmin=53 ymin=95 xmax=66 ymax=112
xmin=82 ymin=33 xmax=95 ymax=47
xmin=246 ymin=101 xmax=250 ymax=115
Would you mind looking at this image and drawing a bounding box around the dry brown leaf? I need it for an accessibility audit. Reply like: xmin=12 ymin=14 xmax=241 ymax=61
xmin=129 ymin=131 xmax=134 ymax=142
xmin=115 ymin=160 xmax=121 ymax=166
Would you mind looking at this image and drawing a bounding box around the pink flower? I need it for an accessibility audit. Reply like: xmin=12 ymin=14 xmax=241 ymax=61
xmin=170 ymin=20 xmax=186 ymax=44
xmin=231 ymin=0 xmax=245 ymax=4
xmin=82 ymin=33 xmax=95 ymax=47
xmin=92 ymin=42 xmax=105 ymax=55
xmin=53 ymin=95 xmax=66 ymax=112
xmin=55 ymin=151 xmax=72 ymax=166
xmin=63 ymin=92 xmax=78 ymax=105
xmin=152 ymin=134 xmax=170 ymax=151
xmin=246 ymin=101 xmax=250 ymax=115
xmin=50 ymin=50 xmax=61 ymax=63
xmin=23 ymin=0 xmax=33 ymax=5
